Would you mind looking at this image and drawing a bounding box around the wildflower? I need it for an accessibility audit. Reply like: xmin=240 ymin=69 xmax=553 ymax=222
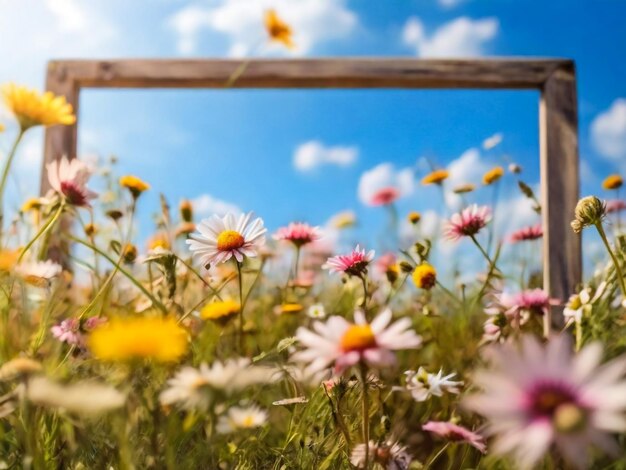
xmin=88 ymin=316 xmax=188 ymax=363
xmin=21 ymin=197 xmax=43 ymax=212
xmin=370 ymin=187 xmax=400 ymax=206
xmin=509 ymin=163 xmax=522 ymax=174
xmin=444 ymin=205 xmax=491 ymax=241
xmin=376 ymin=253 xmax=400 ymax=284
xmin=399 ymin=367 xmax=462 ymax=402
xmin=482 ymin=166 xmax=504 ymax=185
xmin=119 ymin=175 xmax=149 ymax=199
xmin=2 ymin=83 xmax=75 ymax=130
xmin=106 ymin=209 xmax=124 ymax=221
xmin=421 ymin=169 xmax=449 ymax=185
xmin=292 ymin=308 xmax=421 ymax=375
xmin=350 ymin=441 xmax=412 ymax=469
xmin=412 ymin=264 xmax=436 ymax=290
xmin=606 ymin=199 xmax=626 ymax=214
xmin=508 ymin=224 xmax=543 ymax=243
xmin=180 ymin=199 xmax=193 ymax=222
xmin=307 ymin=304 xmax=326 ymax=319
xmin=602 ymin=174 xmax=623 ymax=190
xmin=275 ymin=303 xmax=304 ymax=315
xmin=200 ymin=300 xmax=240 ymax=323
xmin=14 ymin=260 xmax=62 ymax=287
xmin=273 ymin=222 xmax=321 ymax=247
xmin=563 ymin=283 xmax=605 ymax=325
xmin=187 ymin=212 xmax=267 ymax=267
xmin=453 ymin=183 xmax=476 ymax=194
xmin=571 ymin=196 xmax=605 ymax=233
xmin=84 ymin=223 xmax=97 ymax=236
xmin=0 ymin=249 xmax=19 ymax=272
xmin=323 ymin=244 xmax=374 ymax=277
xmin=147 ymin=233 xmax=170 ymax=253
xmin=264 ymin=9 xmax=294 ymax=49
xmin=422 ymin=421 xmax=486 ymax=453
xmin=329 ymin=210 xmax=356 ymax=229
xmin=46 ymin=157 xmax=97 ymax=207
xmin=407 ymin=211 xmax=421 ymax=225
xmin=122 ymin=244 xmax=138 ymax=263
xmin=51 ymin=319 xmax=81 ymax=346
xmin=487 ymin=289 xmax=553 ymax=327
xmin=216 ymin=405 xmax=268 ymax=433
xmin=0 ymin=357 xmax=42 ymax=381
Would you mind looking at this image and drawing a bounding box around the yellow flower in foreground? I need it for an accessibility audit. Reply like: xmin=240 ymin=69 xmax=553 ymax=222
xmin=0 ymin=249 xmax=19 ymax=272
xmin=201 ymin=300 xmax=240 ymax=323
xmin=602 ymin=174 xmax=623 ymax=191
xmin=422 ymin=169 xmax=449 ymax=185
xmin=88 ymin=316 xmax=188 ymax=362
xmin=483 ymin=166 xmax=505 ymax=185
xmin=2 ymin=83 xmax=76 ymax=130
xmin=408 ymin=211 xmax=421 ymax=224
xmin=119 ymin=175 xmax=150 ymax=198
xmin=275 ymin=303 xmax=304 ymax=315
xmin=412 ymin=263 xmax=437 ymax=290
xmin=264 ymin=9 xmax=294 ymax=49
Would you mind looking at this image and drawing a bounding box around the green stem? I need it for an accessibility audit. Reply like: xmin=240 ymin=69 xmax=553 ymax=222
xmin=236 ymin=260 xmax=244 ymax=354
xmin=424 ymin=442 xmax=451 ymax=469
xmin=595 ymin=221 xmax=626 ymax=298
xmin=360 ymin=275 xmax=369 ymax=310
xmin=293 ymin=245 xmax=301 ymax=282
xmin=18 ymin=201 xmax=64 ymax=262
xmin=469 ymin=234 xmax=493 ymax=267
xmin=0 ymin=128 xmax=25 ymax=243
xmin=359 ymin=364 xmax=370 ymax=469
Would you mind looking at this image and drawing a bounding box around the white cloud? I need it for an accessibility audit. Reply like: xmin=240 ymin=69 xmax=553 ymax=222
xmin=446 ymin=147 xmax=489 ymax=188
xmin=293 ymin=140 xmax=358 ymax=171
xmin=167 ymin=0 xmax=358 ymax=56
xmin=191 ymin=194 xmax=241 ymax=217
xmin=439 ymin=0 xmax=467 ymax=8
xmin=482 ymin=132 xmax=503 ymax=150
xmin=357 ymin=163 xmax=414 ymax=206
xmin=43 ymin=0 xmax=89 ymax=33
xmin=402 ymin=16 xmax=498 ymax=57
xmin=591 ymin=98 xmax=626 ymax=161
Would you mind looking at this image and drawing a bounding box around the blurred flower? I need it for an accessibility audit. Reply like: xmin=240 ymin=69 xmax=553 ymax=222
xmin=571 ymin=196 xmax=605 ymax=233
xmin=216 ymin=405 xmax=268 ymax=433
xmin=2 ymin=83 xmax=75 ymax=130
xmin=14 ymin=260 xmax=62 ymax=287
xmin=508 ymin=224 xmax=543 ymax=243
xmin=119 ymin=175 xmax=150 ymax=199
xmin=21 ymin=197 xmax=43 ymax=213
xmin=398 ymin=367 xmax=462 ymax=402
xmin=323 ymin=244 xmax=374 ymax=277
xmin=0 ymin=357 xmax=42 ymax=381
xmin=464 ymin=335 xmax=626 ymax=468
xmin=293 ymin=308 xmax=422 ymax=375
xmin=376 ymin=253 xmax=399 ymax=284
xmin=200 ymin=300 xmax=240 ymax=324
xmin=407 ymin=211 xmax=421 ymax=225
xmin=606 ymin=199 xmax=626 ymax=214
xmin=453 ymin=183 xmax=476 ymax=194
xmin=370 ymin=187 xmax=400 ymax=206
xmin=273 ymin=222 xmax=321 ymax=247
xmin=0 ymin=249 xmax=19 ymax=272
xmin=122 ymin=244 xmax=138 ymax=264
xmin=51 ymin=319 xmax=81 ymax=346
xmin=175 ymin=221 xmax=196 ymax=237
xmin=564 ymin=283 xmax=606 ymax=325
xmin=307 ymin=304 xmax=326 ymax=319
xmin=179 ymin=199 xmax=193 ymax=222
xmin=487 ymin=289 xmax=553 ymax=327
xmin=482 ymin=166 xmax=504 ymax=186
xmin=275 ymin=303 xmax=304 ymax=315
xmin=329 ymin=210 xmax=356 ymax=229
xmin=0 ymin=123 xmax=4 ymax=133
xmin=350 ymin=440 xmax=412 ymax=469
xmin=147 ymin=233 xmax=170 ymax=253
xmin=46 ymin=157 xmax=97 ymax=207
xmin=412 ymin=264 xmax=436 ymax=290
xmin=187 ymin=212 xmax=267 ymax=267
xmin=84 ymin=222 xmax=98 ymax=236
xmin=508 ymin=163 xmax=522 ymax=174
xmin=602 ymin=174 xmax=623 ymax=190
xmin=422 ymin=421 xmax=486 ymax=453
xmin=421 ymin=169 xmax=449 ymax=186
xmin=88 ymin=316 xmax=187 ymax=363
xmin=264 ymin=9 xmax=294 ymax=49
xmin=444 ymin=204 xmax=491 ymax=241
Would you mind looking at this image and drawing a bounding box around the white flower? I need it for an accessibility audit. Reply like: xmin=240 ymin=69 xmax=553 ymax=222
xmin=216 ymin=405 xmax=268 ymax=434
xmin=398 ymin=367 xmax=463 ymax=402
xmin=46 ymin=157 xmax=97 ymax=207
xmin=186 ymin=212 xmax=266 ymax=266
xmin=350 ymin=440 xmax=412 ymax=470
xmin=564 ymin=282 xmax=606 ymax=325
xmin=292 ymin=308 xmax=422 ymax=375
xmin=14 ymin=260 xmax=62 ymax=287
xmin=307 ymin=303 xmax=326 ymax=319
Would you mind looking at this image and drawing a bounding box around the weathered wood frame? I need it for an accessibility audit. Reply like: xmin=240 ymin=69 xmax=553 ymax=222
xmin=42 ymin=58 xmax=580 ymax=324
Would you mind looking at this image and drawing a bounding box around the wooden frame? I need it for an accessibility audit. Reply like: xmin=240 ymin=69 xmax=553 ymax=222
xmin=42 ymin=58 xmax=581 ymax=325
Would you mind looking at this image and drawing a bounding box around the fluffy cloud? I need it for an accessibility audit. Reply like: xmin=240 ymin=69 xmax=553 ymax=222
xmin=167 ymin=0 xmax=358 ymax=57
xmin=482 ymin=132 xmax=503 ymax=150
xmin=591 ymin=98 xmax=626 ymax=161
xmin=191 ymin=194 xmax=241 ymax=217
xmin=438 ymin=0 xmax=467 ymax=8
xmin=293 ymin=140 xmax=358 ymax=171
xmin=402 ymin=16 xmax=498 ymax=57
xmin=357 ymin=163 xmax=414 ymax=206
xmin=446 ymin=148 xmax=489 ymax=188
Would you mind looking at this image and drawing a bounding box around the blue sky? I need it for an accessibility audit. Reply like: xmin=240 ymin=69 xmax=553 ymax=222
xmin=1 ymin=0 xmax=625 ymax=274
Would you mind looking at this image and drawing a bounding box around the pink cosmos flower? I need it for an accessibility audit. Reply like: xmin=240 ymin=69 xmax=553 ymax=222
xmin=464 ymin=335 xmax=626 ymax=469
xmin=370 ymin=186 xmax=400 ymax=206
xmin=51 ymin=318 xmax=81 ymax=346
xmin=292 ymin=308 xmax=422 ymax=375
xmin=323 ymin=244 xmax=375 ymax=277
xmin=273 ymin=222 xmax=321 ymax=247
xmin=46 ymin=157 xmax=98 ymax=207
xmin=508 ymin=224 xmax=543 ymax=243
xmin=487 ymin=289 xmax=555 ymax=328
xmin=606 ymin=199 xmax=626 ymax=214
xmin=422 ymin=421 xmax=487 ymax=454
xmin=444 ymin=204 xmax=491 ymax=241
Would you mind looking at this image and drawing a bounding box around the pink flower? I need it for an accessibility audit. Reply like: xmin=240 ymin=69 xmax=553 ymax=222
xmin=46 ymin=157 xmax=97 ymax=207
xmin=51 ymin=318 xmax=81 ymax=346
xmin=375 ymin=252 xmax=397 ymax=274
xmin=444 ymin=205 xmax=491 ymax=241
xmin=273 ymin=222 xmax=321 ymax=247
xmin=422 ymin=421 xmax=487 ymax=454
xmin=606 ymin=199 xmax=626 ymax=214
xmin=323 ymin=244 xmax=375 ymax=277
xmin=508 ymin=224 xmax=543 ymax=243
xmin=487 ymin=289 xmax=555 ymax=327
xmin=84 ymin=316 xmax=107 ymax=330
xmin=370 ymin=186 xmax=400 ymax=206
xmin=464 ymin=335 xmax=626 ymax=469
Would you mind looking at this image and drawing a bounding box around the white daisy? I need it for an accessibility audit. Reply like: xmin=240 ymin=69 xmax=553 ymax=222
xmin=186 ymin=212 xmax=266 ymax=267
xmin=216 ymin=405 xmax=268 ymax=434
xmin=14 ymin=260 xmax=62 ymax=287
xmin=397 ymin=367 xmax=463 ymax=402
xmin=292 ymin=308 xmax=422 ymax=375
xmin=307 ymin=303 xmax=326 ymax=319
xmin=46 ymin=157 xmax=97 ymax=207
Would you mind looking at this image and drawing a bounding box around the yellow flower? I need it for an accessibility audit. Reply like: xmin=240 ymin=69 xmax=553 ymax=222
xmin=2 ymin=83 xmax=76 ymax=130
xmin=0 ymin=123 xmax=4 ymax=133
xmin=180 ymin=199 xmax=193 ymax=222
xmin=0 ymin=249 xmax=19 ymax=272
xmin=148 ymin=233 xmax=170 ymax=252
xmin=412 ymin=263 xmax=437 ymax=290
xmin=275 ymin=303 xmax=304 ymax=315
xmin=482 ymin=166 xmax=505 ymax=185
xmin=408 ymin=211 xmax=421 ymax=224
xmin=329 ymin=210 xmax=356 ymax=229
xmin=200 ymin=300 xmax=240 ymax=323
xmin=122 ymin=244 xmax=138 ymax=263
xmin=84 ymin=223 xmax=98 ymax=237
xmin=453 ymin=183 xmax=476 ymax=194
xmin=21 ymin=197 xmax=42 ymax=212
xmin=422 ymin=169 xmax=449 ymax=185
xmin=88 ymin=316 xmax=188 ymax=362
xmin=119 ymin=175 xmax=150 ymax=198
xmin=602 ymin=174 xmax=623 ymax=191
xmin=264 ymin=9 xmax=294 ymax=49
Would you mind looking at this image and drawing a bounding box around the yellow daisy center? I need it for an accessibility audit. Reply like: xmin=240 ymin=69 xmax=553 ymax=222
xmin=242 ymin=415 xmax=255 ymax=427
xmin=217 ymin=230 xmax=245 ymax=251
xmin=191 ymin=377 xmax=210 ymax=390
xmin=340 ymin=325 xmax=377 ymax=352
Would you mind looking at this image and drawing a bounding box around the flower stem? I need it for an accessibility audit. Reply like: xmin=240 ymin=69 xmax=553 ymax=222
xmin=236 ymin=260 xmax=245 ymax=354
xmin=359 ymin=274 xmax=369 ymax=310
xmin=17 ymin=201 xmax=64 ymax=262
xmin=595 ymin=221 xmax=626 ymax=298
xmin=469 ymin=234 xmax=493 ymax=267
xmin=293 ymin=245 xmax=301 ymax=281
xmin=359 ymin=364 xmax=370 ymax=469
xmin=0 ymin=128 xmax=25 ymax=244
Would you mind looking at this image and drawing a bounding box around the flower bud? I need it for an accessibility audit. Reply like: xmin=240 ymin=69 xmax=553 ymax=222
xmin=180 ymin=199 xmax=193 ymax=222
xmin=572 ymin=196 xmax=605 ymax=231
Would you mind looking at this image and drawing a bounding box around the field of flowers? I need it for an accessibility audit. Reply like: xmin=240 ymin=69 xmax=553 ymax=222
xmin=0 ymin=11 xmax=626 ymax=470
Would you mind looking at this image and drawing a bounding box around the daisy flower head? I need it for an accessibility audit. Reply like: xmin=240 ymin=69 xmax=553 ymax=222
xmin=421 ymin=169 xmax=449 ymax=186
xmin=14 ymin=260 xmax=62 ymax=287
xmin=323 ymin=244 xmax=375 ymax=277
xmin=399 ymin=367 xmax=463 ymax=402
xmin=216 ymin=404 xmax=268 ymax=434
xmin=412 ymin=263 xmax=436 ymax=290
xmin=46 ymin=157 xmax=97 ymax=207
xmin=370 ymin=186 xmax=400 ymax=206
xmin=444 ymin=204 xmax=491 ymax=241
xmin=2 ymin=83 xmax=75 ymax=130
xmin=292 ymin=308 xmax=422 ymax=375
xmin=307 ymin=303 xmax=326 ymax=319
xmin=407 ymin=211 xmax=421 ymax=225
xmin=273 ymin=222 xmax=321 ymax=247
xmin=350 ymin=440 xmax=412 ymax=470
xmin=186 ymin=212 xmax=266 ymax=267
xmin=200 ymin=299 xmax=240 ymax=324
xmin=422 ymin=421 xmax=486 ymax=454
xmin=486 ymin=289 xmax=554 ymax=329
xmin=508 ymin=224 xmax=543 ymax=243
xmin=602 ymin=174 xmax=623 ymax=191
xmin=482 ymin=166 xmax=505 ymax=186
xmin=464 ymin=335 xmax=626 ymax=469
xmin=119 ymin=175 xmax=150 ymax=199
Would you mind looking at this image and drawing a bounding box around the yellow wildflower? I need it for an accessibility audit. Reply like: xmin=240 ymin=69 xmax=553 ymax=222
xmin=119 ymin=175 xmax=150 ymax=199
xmin=482 ymin=166 xmax=504 ymax=185
xmin=264 ymin=9 xmax=294 ymax=49
xmin=408 ymin=211 xmax=421 ymax=225
xmin=329 ymin=210 xmax=356 ymax=229
xmin=148 ymin=233 xmax=170 ymax=252
xmin=180 ymin=199 xmax=193 ymax=222
xmin=201 ymin=300 xmax=240 ymax=323
xmin=2 ymin=83 xmax=75 ymax=130
xmin=0 ymin=249 xmax=19 ymax=272
xmin=122 ymin=244 xmax=138 ymax=263
xmin=602 ymin=174 xmax=623 ymax=191
xmin=275 ymin=303 xmax=304 ymax=315
xmin=21 ymin=197 xmax=42 ymax=212
xmin=453 ymin=183 xmax=476 ymax=194
xmin=422 ymin=169 xmax=449 ymax=185
xmin=412 ymin=263 xmax=437 ymax=290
